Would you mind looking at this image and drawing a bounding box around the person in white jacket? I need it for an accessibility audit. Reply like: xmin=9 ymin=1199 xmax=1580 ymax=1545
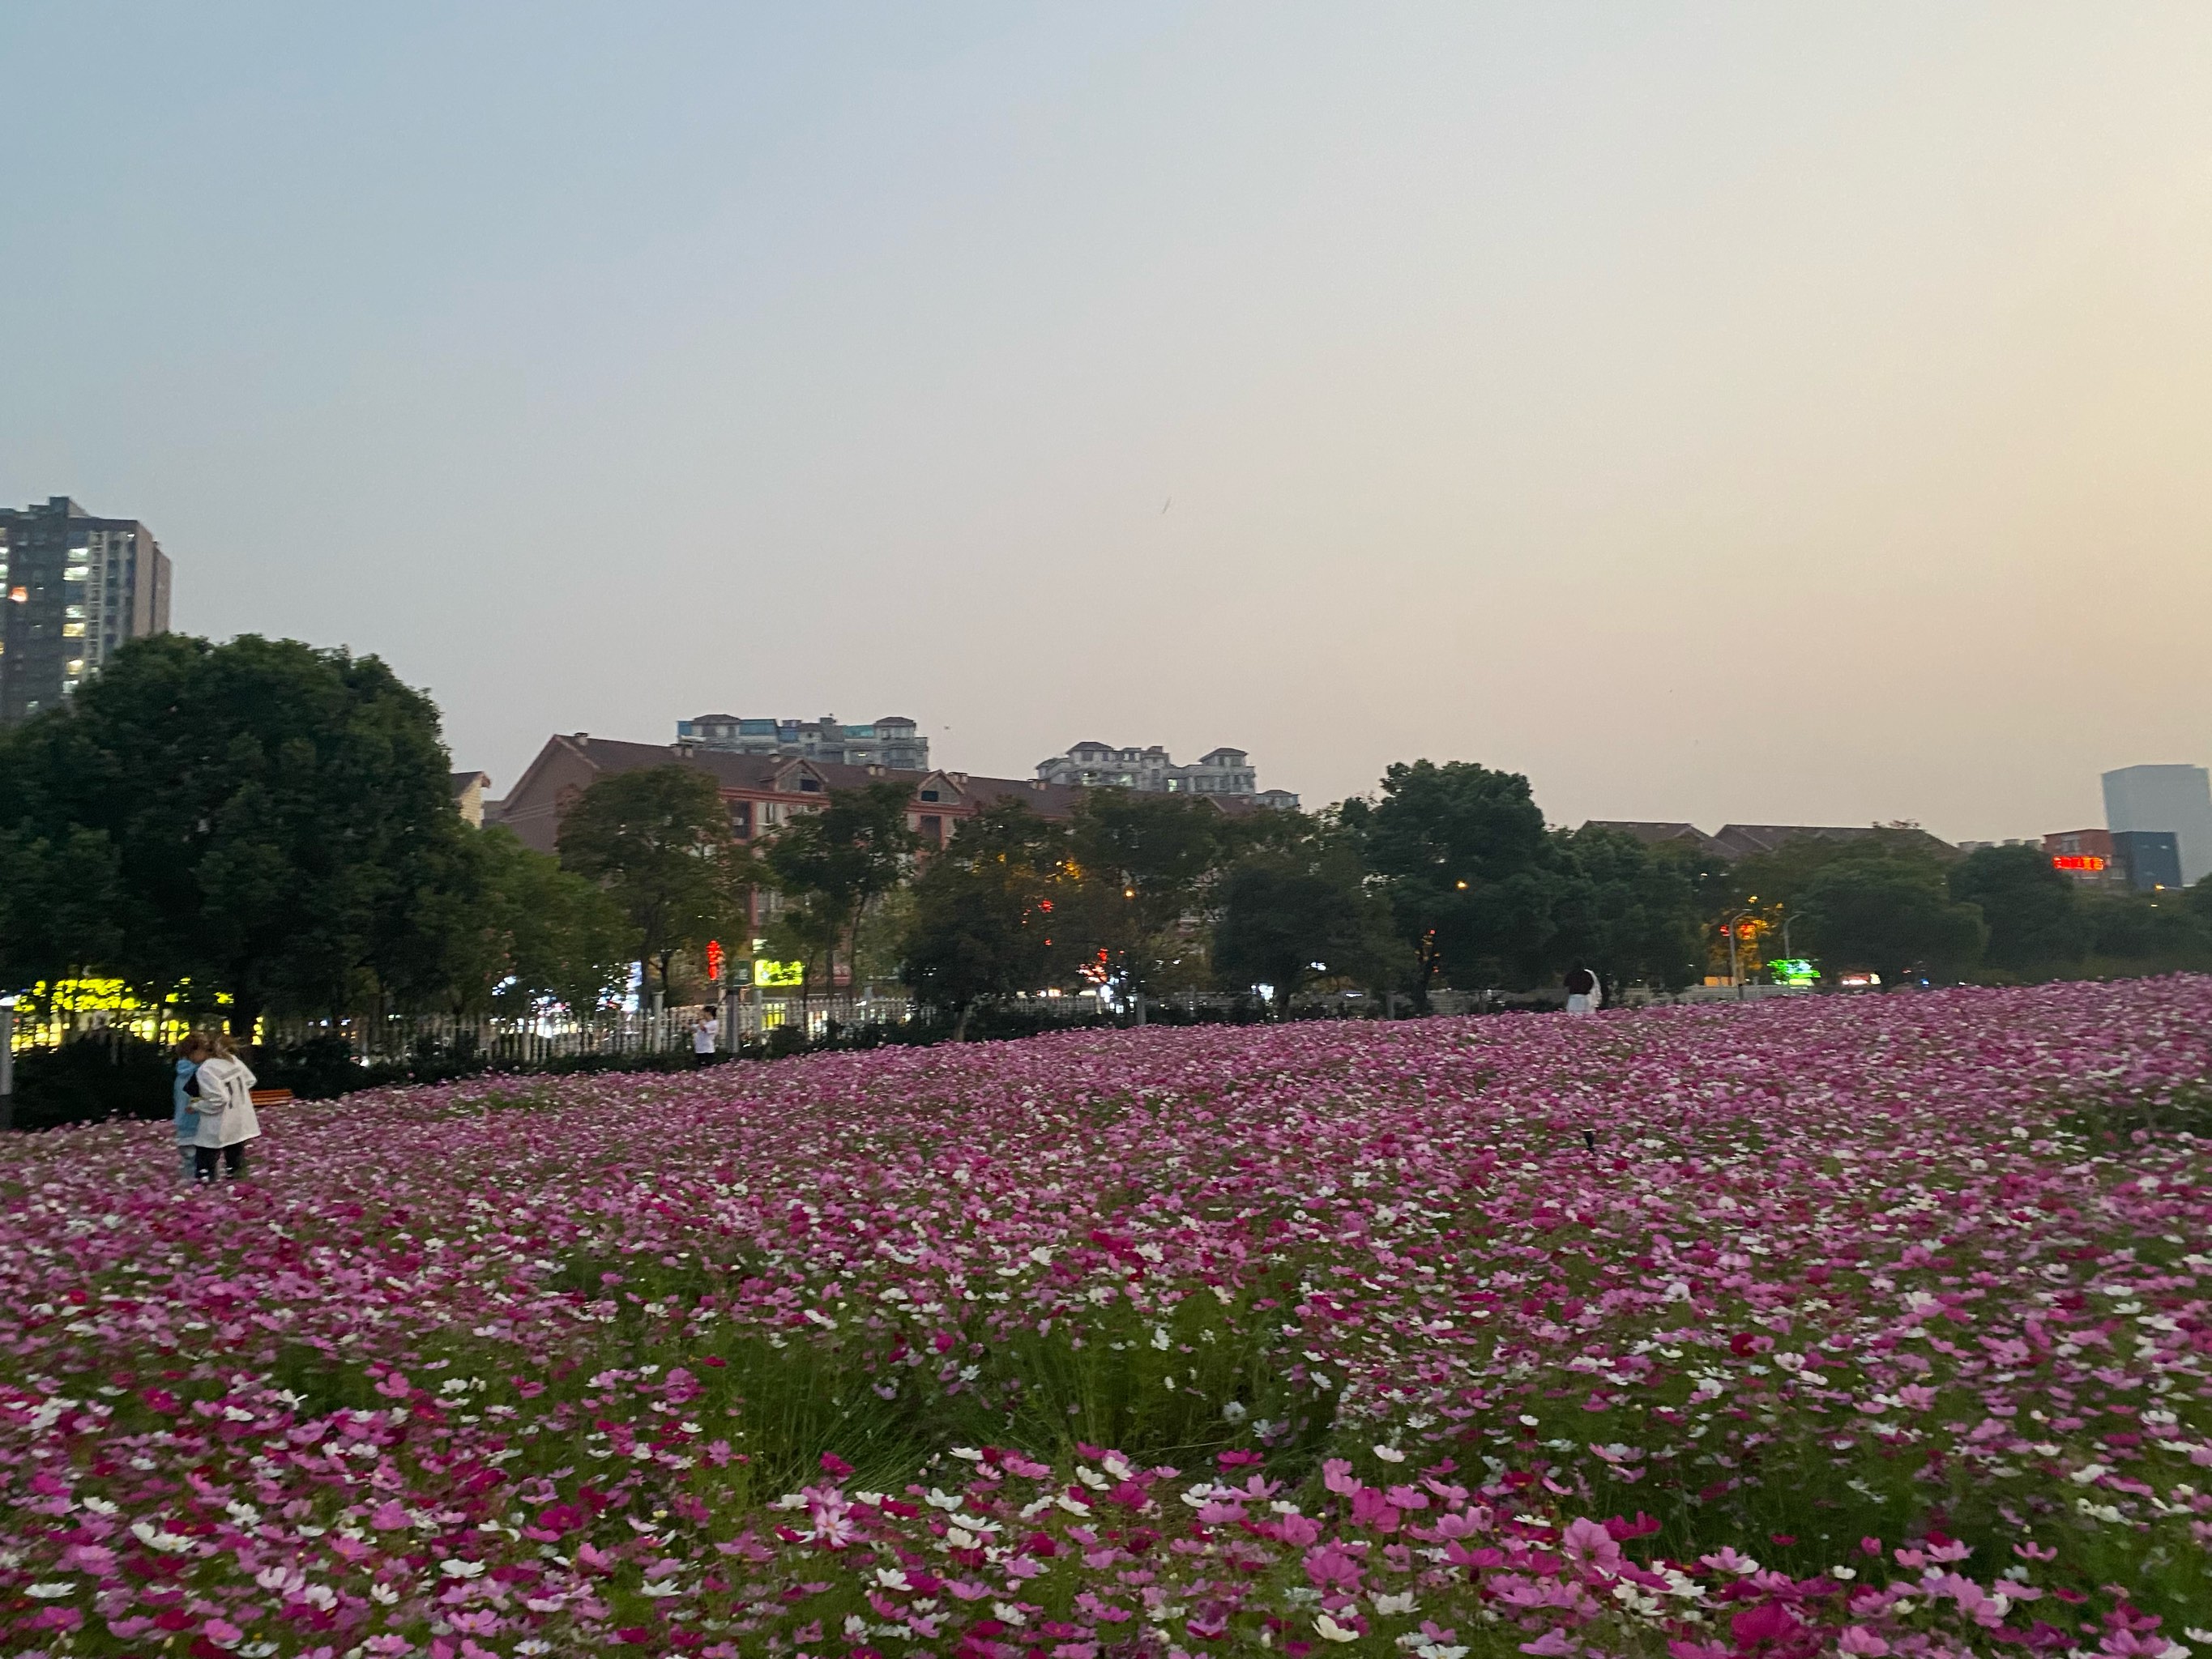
xmin=189 ymin=1034 xmax=262 ymax=1182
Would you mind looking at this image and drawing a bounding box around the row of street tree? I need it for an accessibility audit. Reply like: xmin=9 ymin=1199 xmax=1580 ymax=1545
xmin=4 ymin=635 xmax=2210 ymax=1035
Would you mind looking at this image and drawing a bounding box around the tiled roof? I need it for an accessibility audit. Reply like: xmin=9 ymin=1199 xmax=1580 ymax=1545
xmin=563 ymin=737 xmax=1086 ymax=817
xmin=1581 ymin=820 xmax=1715 ymax=849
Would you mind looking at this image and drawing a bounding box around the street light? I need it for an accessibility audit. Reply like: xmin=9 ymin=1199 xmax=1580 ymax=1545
xmin=1723 ymin=902 xmax=1759 ymax=995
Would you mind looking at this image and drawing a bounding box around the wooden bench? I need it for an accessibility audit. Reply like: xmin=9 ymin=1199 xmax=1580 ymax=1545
xmin=250 ymin=1089 xmax=295 ymax=1109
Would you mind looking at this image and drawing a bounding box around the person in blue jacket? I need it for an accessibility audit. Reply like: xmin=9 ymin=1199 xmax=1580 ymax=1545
xmin=171 ymin=1033 xmax=211 ymax=1182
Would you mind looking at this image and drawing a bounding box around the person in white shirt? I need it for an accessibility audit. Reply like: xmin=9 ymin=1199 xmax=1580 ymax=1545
xmin=189 ymin=1033 xmax=262 ymax=1181
xmin=691 ymin=1007 xmax=720 ymax=1066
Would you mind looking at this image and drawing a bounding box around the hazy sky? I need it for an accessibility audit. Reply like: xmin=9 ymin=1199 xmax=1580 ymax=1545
xmin=6 ymin=3 xmax=2210 ymax=840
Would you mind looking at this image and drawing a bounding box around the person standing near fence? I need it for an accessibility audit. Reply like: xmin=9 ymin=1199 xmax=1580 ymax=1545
xmin=691 ymin=1006 xmax=720 ymax=1068
xmin=170 ymin=1034 xmax=210 ymax=1182
xmin=190 ymin=1034 xmax=262 ymax=1181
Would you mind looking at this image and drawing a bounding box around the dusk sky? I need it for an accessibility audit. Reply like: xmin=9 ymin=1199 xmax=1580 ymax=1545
xmin=5 ymin=3 xmax=2210 ymax=841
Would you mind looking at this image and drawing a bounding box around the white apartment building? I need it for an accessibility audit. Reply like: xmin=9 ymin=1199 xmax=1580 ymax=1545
xmin=1035 ymin=740 xmax=1297 ymax=807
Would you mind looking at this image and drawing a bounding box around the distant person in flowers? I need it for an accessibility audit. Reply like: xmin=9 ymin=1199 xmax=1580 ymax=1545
xmin=1564 ymin=964 xmax=1601 ymax=1016
xmin=692 ymin=1006 xmax=720 ymax=1067
xmin=169 ymin=1033 xmax=211 ymax=1182
xmin=189 ymin=1033 xmax=262 ymax=1182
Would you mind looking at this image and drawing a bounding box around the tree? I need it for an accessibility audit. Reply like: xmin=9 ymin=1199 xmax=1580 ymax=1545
xmin=2078 ymin=890 xmax=2212 ymax=971
xmin=1547 ymin=825 xmax=1705 ymax=994
xmin=558 ymin=765 xmax=750 ymax=1004
xmin=0 ymin=633 xmax=476 ymax=1030
xmin=1062 ymin=791 xmax=1228 ymax=1006
xmin=1339 ymin=760 xmax=1555 ymax=1005
xmin=448 ymin=828 xmax=634 ymax=1015
xmin=1212 ymin=836 xmax=1406 ymax=1015
xmin=900 ymin=800 xmax=1069 ymax=1038
xmin=758 ymin=782 xmax=917 ymax=1012
xmin=1946 ymin=845 xmax=2087 ymax=976
xmin=1797 ymin=857 xmax=1986 ymax=987
xmin=0 ymin=823 xmax=128 ymax=1007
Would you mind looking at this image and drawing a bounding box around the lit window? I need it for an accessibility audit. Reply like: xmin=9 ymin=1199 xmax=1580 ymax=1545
xmin=62 ymin=622 xmax=85 ymax=637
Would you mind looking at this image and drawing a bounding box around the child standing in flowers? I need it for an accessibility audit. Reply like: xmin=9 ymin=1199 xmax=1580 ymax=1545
xmin=169 ymin=1032 xmax=209 ymax=1182
xmin=188 ymin=1032 xmax=262 ymax=1181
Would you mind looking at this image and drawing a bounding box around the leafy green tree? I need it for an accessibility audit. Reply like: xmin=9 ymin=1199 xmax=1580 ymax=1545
xmin=1547 ymin=825 xmax=1705 ymax=993
xmin=1339 ymin=760 xmax=1555 ymax=1004
xmin=900 ymin=800 xmax=1069 ymax=1037
xmin=0 ymin=823 xmax=128 ymax=1003
xmin=448 ymin=828 xmax=634 ymax=1015
xmin=0 ymin=633 xmax=475 ymax=1030
xmin=558 ymin=765 xmax=751 ymax=1004
xmin=1212 ymin=836 xmax=1406 ymax=1015
xmin=758 ymin=782 xmax=917 ymax=1010
xmin=1723 ymin=825 xmax=1954 ymax=913
xmin=1946 ymin=844 xmax=2087 ymax=976
xmin=1062 ymin=791 xmax=1228 ymax=1004
xmin=2079 ymin=890 xmax=2212 ymax=971
xmin=1798 ymin=857 xmax=1986 ymax=987
xmin=2187 ymin=872 xmax=2212 ymax=931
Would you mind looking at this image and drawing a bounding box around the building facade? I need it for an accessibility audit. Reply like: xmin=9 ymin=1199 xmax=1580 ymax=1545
xmin=2041 ymin=828 xmax=2120 ymax=885
xmin=1034 ymin=740 xmax=1296 ymax=806
xmin=0 ymin=497 xmax=172 ymax=726
xmin=676 ymin=713 xmax=928 ymax=771
xmin=493 ymin=735 xmax=1091 ymax=936
xmin=2112 ymin=830 xmax=2184 ymax=893
xmin=2103 ymin=764 xmax=2212 ymax=888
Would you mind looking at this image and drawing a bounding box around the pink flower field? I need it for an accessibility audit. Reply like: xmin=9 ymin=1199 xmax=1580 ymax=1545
xmin=4 ymin=979 xmax=2211 ymax=1659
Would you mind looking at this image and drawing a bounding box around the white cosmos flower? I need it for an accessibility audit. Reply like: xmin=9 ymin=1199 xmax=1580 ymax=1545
xmin=1316 ymin=1613 xmax=1360 ymax=1643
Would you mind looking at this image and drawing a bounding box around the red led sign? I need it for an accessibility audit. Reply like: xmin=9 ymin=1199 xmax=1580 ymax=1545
xmin=2051 ymin=855 xmax=2106 ymax=872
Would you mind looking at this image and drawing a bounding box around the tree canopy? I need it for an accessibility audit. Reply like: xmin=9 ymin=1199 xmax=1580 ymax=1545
xmin=899 ymin=800 xmax=1068 ymax=1036
xmin=1947 ymin=844 xmax=2087 ymax=975
xmin=1211 ymin=832 xmax=1405 ymax=1014
xmin=557 ymin=764 xmax=750 ymax=1003
xmin=758 ymin=782 xmax=917 ymax=1006
xmin=1339 ymin=761 xmax=1557 ymax=1004
xmin=1797 ymin=856 xmax=1986 ymax=987
xmin=0 ymin=633 xmax=474 ymax=1028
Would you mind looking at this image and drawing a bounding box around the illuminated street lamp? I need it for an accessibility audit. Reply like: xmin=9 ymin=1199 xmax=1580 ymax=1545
xmin=1724 ymin=901 xmax=1759 ymax=993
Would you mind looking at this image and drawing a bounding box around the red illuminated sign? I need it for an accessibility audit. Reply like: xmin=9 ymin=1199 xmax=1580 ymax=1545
xmin=2052 ymin=855 xmax=2106 ymax=872
xmin=706 ymin=939 xmax=724 ymax=980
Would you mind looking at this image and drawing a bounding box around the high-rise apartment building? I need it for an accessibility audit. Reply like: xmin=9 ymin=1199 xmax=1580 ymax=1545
xmin=2103 ymin=764 xmax=2212 ymax=888
xmin=0 ymin=497 xmax=172 ymax=726
xmin=676 ymin=713 xmax=929 ymax=771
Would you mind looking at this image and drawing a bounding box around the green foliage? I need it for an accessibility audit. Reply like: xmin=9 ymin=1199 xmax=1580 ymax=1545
xmin=758 ymin=782 xmax=917 ymax=1002
xmin=1340 ymin=760 xmax=1554 ymax=1000
xmin=0 ymin=821 xmax=127 ymax=993
xmin=1548 ymin=824 xmax=1706 ymax=992
xmin=558 ymin=765 xmax=751 ymax=1000
xmin=0 ymin=633 xmax=474 ymax=1027
xmin=451 ymin=827 xmax=634 ymax=1014
xmin=1212 ymin=833 xmax=1407 ymax=1013
xmin=899 ymin=800 xmax=1067 ymax=1035
xmin=1799 ymin=855 xmax=1987 ymax=985
xmin=2077 ymin=889 xmax=2212 ymax=974
xmin=1723 ymin=825 xmax=1953 ymax=913
xmin=1948 ymin=843 xmax=2088 ymax=975
xmin=1061 ymin=791 xmax=1229 ymax=1000
xmin=1 ymin=1031 xmax=174 ymax=1132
